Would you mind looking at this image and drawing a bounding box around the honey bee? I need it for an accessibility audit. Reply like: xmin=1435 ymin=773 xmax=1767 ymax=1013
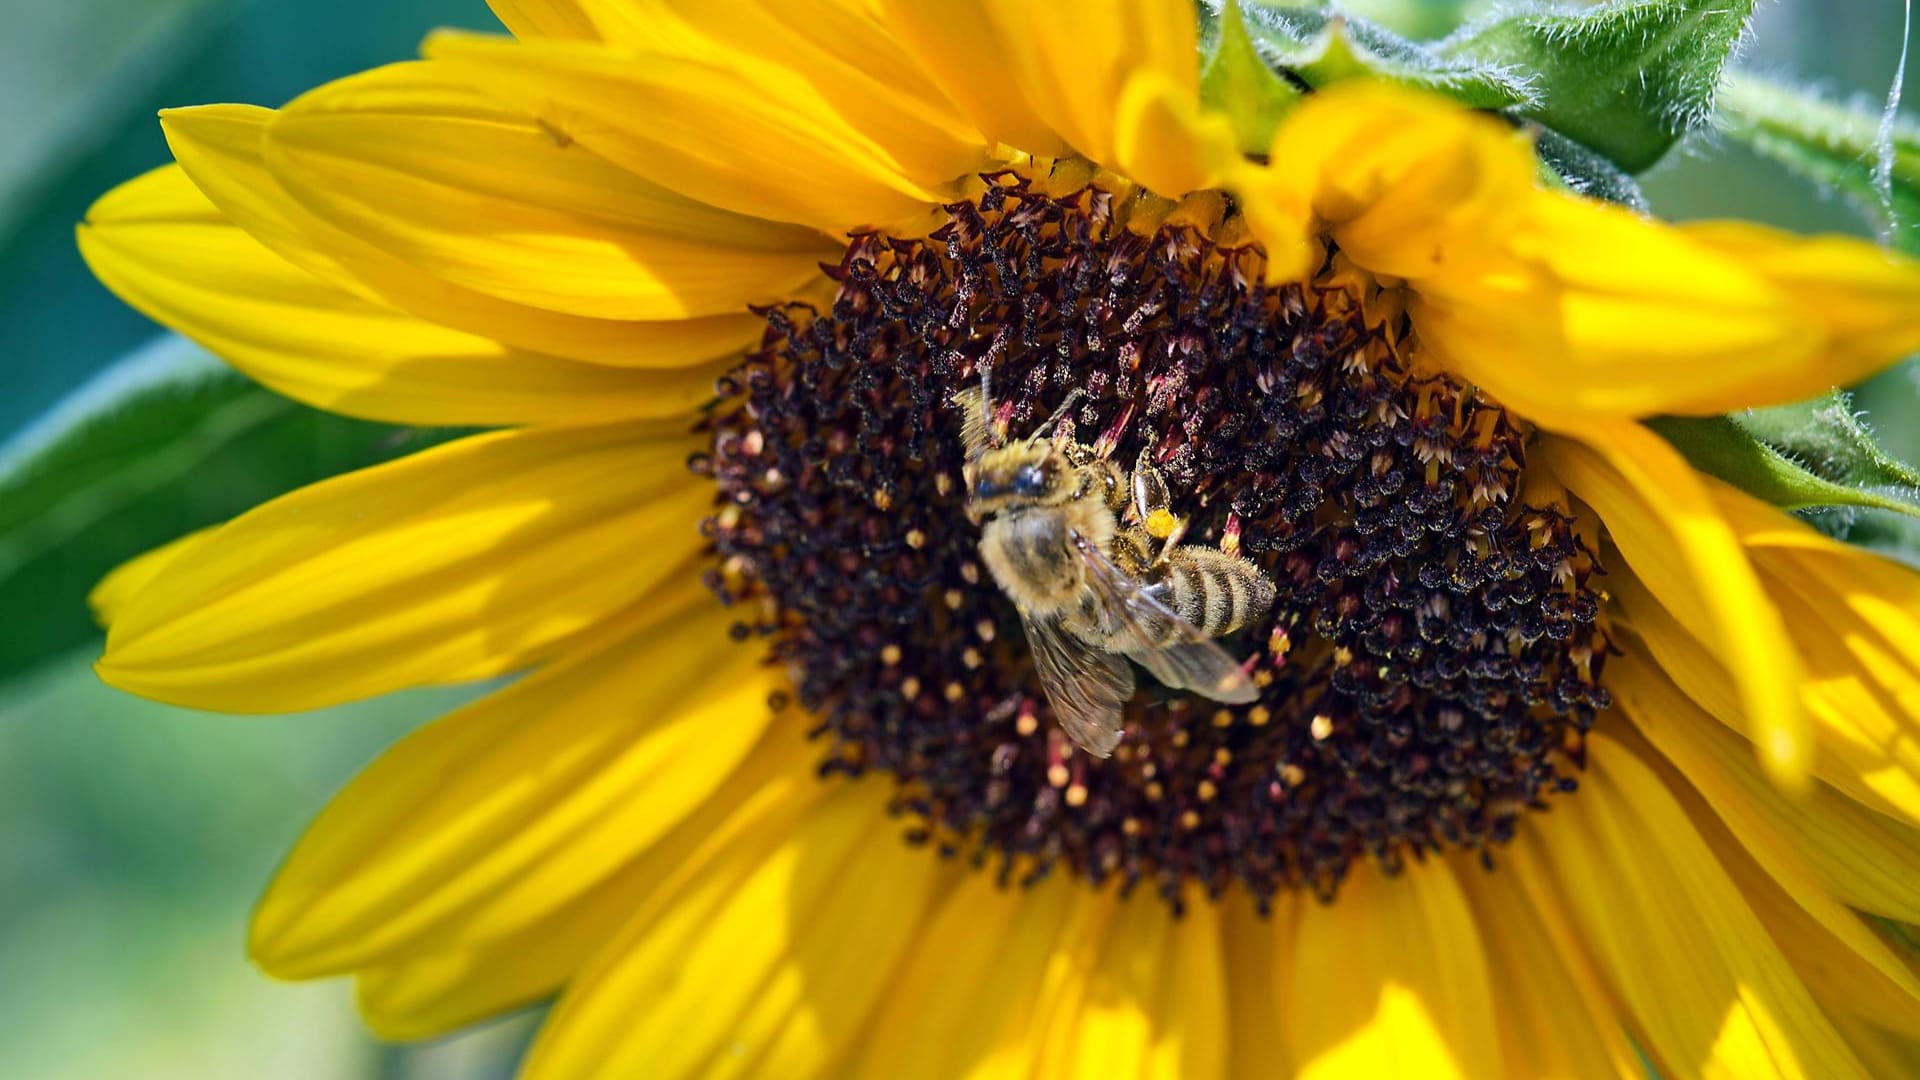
xmin=957 ymin=380 xmax=1277 ymax=757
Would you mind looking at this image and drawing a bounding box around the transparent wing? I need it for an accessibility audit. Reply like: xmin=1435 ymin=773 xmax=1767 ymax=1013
xmin=1020 ymin=611 xmax=1133 ymax=758
xmin=1069 ymin=532 xmax=1259 ymax=705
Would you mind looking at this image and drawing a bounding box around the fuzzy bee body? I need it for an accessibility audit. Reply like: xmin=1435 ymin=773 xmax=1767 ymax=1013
xmin=956 ymin=384 xmax=1276 ymax=757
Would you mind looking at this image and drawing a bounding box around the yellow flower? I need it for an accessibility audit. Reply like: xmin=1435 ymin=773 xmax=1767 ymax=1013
xmin=76 ymin=2 xmax=1920 ymax=1077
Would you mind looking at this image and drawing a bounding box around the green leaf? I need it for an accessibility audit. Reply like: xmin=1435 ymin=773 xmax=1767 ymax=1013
xmin=1650 ymin=414 xmax=1920 ymax=521
xmin=1198 ymin=0 xmax=1306 ymax=153
xmin=1204 ymin=3 xmax=1537 ymax=110
xmin=1442 ymin=0 xmax=1758 ymax=173
xmin=0 ymin=336 xmax=465 ymax=685
xmin=1715 ymin=73 xmax=1920 ymax=255
xmin=1736 ymin=391 xmax=1920 ymax=496
xmin=1533 ymin=126 xmax=1651 ymax=211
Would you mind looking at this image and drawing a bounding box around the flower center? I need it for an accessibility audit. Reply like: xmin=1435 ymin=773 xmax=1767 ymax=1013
xmin=698 ymin=171 xmax=1613 ymax=908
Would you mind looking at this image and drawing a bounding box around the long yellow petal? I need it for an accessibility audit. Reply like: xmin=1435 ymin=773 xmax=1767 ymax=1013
xmin=1283 ymin=859 xmax=1501 ymax=1080
xmin=89 ymin=525 xmax=215 ymax=629
xmin=1613 ymin=575 xmax=1920 ymax=825
xmin=1456 ymin=858 xmax=1645 ymax=1080
xmin=875 ymin=0 xmax=1065 ymax=157
xmin=1225 ymin=894 xmax=1294 ymax=1080
xmin=98 ymin=421 xmax=706 ymax=711
xmin=251 ymin=590 xmax=767 ymax=977
xmin=1539 ymin=426 xmax=1809 ymax=787
xmin=1520 ymin=735 xmax=1870 ymax=1079
xmin=486 ymin=0 xmax=603 ymax=40
xmin=1615 ymin=653 xmax=1920 ymax=923
xmin=80 ymin=165 xmax=733 ymax=425
xmin=977 ymin=0 xmax=1199 ymax=178
xmin=354 ymin=718 xmax=828 ymax=1040
xmin=264 ymin=62 xmax=838 ymax=320
xmin=1232 ymin=83 xmax=1920 ymax=422
xmin=160 ymin=102 xmax=765 ymax=367
xmin=846 ymin=872 xmax=1079 ymax=1080
xmin=521 ymin=780 xmax=945 ymax=1080
xmin=423 ymin=32 xmax=980 ymax=231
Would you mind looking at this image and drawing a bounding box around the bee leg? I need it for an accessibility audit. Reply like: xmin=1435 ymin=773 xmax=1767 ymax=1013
xmin=1130 ymin=448 xmax=1188 ymax=566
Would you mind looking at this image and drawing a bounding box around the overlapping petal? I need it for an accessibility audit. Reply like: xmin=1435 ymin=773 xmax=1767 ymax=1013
xmin=1228 ymin=83 xmax=1920 ymax=425
xmin=521 ymin=779 xmax=947 ymax=1080
xmin=1538 ymin=425 xmax=1810 ymax=787
xmin=97 ymin=420 xmax=708 ymax=711
xmin=80 ymin=164 xmax=730 ymax=426
xmin=265 ymin=62 xmax=840 ymax=321
xmin=160 ymin=101 xmax=767 ymax=367
xmin=422 ymin=30 xmax=985 ymax=232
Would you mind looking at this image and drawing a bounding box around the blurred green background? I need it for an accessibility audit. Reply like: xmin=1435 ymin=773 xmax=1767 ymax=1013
xmin=0 ymin=1 xmax=1912 ymax=1077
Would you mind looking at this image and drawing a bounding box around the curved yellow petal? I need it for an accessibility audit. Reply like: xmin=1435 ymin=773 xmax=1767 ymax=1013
xmin=875 ymin=0 xmax=1065 ymax=158
xmin=976 ymin=0 xmax=1200 ymax=178
xmin=80 ymin=165 xmax=733 ymax=425
xmin=486 ymin=0 xmax=603 ymax=40
xmin=1456 ymin=857 xmax=1645 ymax=1080
xmin=97 ymin=421 xmax=707 ymax=712
xmin=846 ymin=872 xmax=1079 ymax=1080
xmin=263 ymin=63 xmax=839 ymax=321
xmin=1615 ymin=653 xmax=1920 ymax=924
xmin=423 ymin=31 xmax=979 ymax=232
xmin=1283 ymin=859 xmax=1500 ymax=1080
xmin=1539 ymin=425 xmax=1809 ymax=788
xmin=521 ymin=780 xmax=946 ymax=1080
xmin=1225 ymin=894 xmax=1294 ymax=1080
xmin=1613 ymin=572 xmax=1920 ymax=825
xmin=89 ymin=525 xmax=215 ymax=629
xmin=350 ymin=716 xmax=829 ymax=1040
xmin=160 ymin=102 xmax=765 ymax=368
xmin=1519 ymin=735 xmax=1870 ymax=1080
xmin=1232 ymin=83 xmax=1920 ymax=423
xmin=252 ymin=588 xmax=769 ymax=978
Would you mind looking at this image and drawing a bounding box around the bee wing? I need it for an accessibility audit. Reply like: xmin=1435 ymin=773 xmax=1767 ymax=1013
xmin=1020 ymin=611 xmax=1133 ymax=758
xmin=1069 ymin=532 xmax=1259 ymax=705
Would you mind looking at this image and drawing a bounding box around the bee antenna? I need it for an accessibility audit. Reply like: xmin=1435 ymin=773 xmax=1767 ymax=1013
xmin=1026 ymin=388 xmax=1087 ymax=447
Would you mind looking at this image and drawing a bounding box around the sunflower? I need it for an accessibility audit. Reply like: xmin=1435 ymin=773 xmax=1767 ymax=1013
xmin=75 ymin=1 xmax=1920 ymax=1076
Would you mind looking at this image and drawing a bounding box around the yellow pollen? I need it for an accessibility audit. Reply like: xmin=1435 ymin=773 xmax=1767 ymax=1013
xmin=1047 ymin=763 xmax=1070 ymax=788
xmin=1311 ymin=714 xmax=1334 ymax=741
xmin=1146 ymin=507 xmax=1181 ymax=539
xmin=1065 ymin=783 xmax=1089 ymax=808
xmin=880 ymin=644 xmax=902 ymax=666
xmin=1197 ymin=779 xmax=1219 ymax=802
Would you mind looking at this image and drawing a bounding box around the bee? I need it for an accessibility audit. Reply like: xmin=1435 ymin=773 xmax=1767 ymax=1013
xmin=956 ymin=379 xmax=1277 ymax=758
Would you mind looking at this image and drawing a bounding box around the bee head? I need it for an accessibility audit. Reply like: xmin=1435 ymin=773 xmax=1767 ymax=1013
xmin=967 ymin=442 xmax=1074 ymax=513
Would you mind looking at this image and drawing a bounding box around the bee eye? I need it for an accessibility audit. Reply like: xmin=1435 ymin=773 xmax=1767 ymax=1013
xmin=1013 ymin=465 xmax=1048 ymax=495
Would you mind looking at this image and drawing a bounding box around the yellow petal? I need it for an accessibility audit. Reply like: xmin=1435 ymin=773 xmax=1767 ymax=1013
xmin=423 ymin=31 xmax=977 ymax=231
xmin=550 ymin=0 xmax=979 ymax=174
xmin=160 ymin=102 xmax=765 ymax=367
xmin=1027 ymin=892 xmax=1225 ymax=1080
xmin=1283 ymin=859 xmax=1500 ymax=1080
xmin=1113 ymin=69 xmax=1239 ymax=198
xmin=80 ymin=165 xmax=733 ymax=425
xmin=97 ymin=420 xmax=706 ymax=712
xmin=521 ymin=779 xmax=945 ymax=1080
xmin=1614 ymin=653 xmax=1920 ymax=924
xmin=350 ymin=712 xmax=828 ymax=1039
xmin=874 ymin=0 xmax=1065 ymax=157
xmin=89 ymin=526 xmax=215 ymax=629
xmin=975 ymin=0 xmax=1200 ymax=176
xmin=846 ymin=872 xmax=1079 ymax=1080
xmin=252 ymin=588 xmax=769 ymax=978
xmin=1681 ymin=221 xmax=1920 ymax=381
xmin=1518 ymin=734 xmax=1870 ymax=1080
xmin=1456 ymin=858 xmax=1645 ymax=1080
xmin=263 ymin=62 xmax=839 ymax=321
xmin=1539 ymin=426 xmax=1809 ymax=788
xmin=1224 ymin=894 xmax=1294 ymax=1080
xmin=486 ymin=0 xmax=603 ymax=40
xmin=1231 ymin=83 xmax=1920 ymax=423
xmin=1613 ymin=572 xmax=1920 ymax=825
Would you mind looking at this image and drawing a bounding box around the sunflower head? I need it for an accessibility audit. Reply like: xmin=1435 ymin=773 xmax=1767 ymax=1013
xmin=68 ymin=1 xmax=1920 ymax=1076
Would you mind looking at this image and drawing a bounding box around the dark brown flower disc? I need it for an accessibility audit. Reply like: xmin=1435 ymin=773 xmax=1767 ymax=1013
xmin=697 ymin=172 xmax=1613 ymax=909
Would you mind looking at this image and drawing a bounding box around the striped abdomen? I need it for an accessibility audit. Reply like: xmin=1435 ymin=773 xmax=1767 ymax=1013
xmin=1150 ymin=547 xmax=1276 ymax=638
